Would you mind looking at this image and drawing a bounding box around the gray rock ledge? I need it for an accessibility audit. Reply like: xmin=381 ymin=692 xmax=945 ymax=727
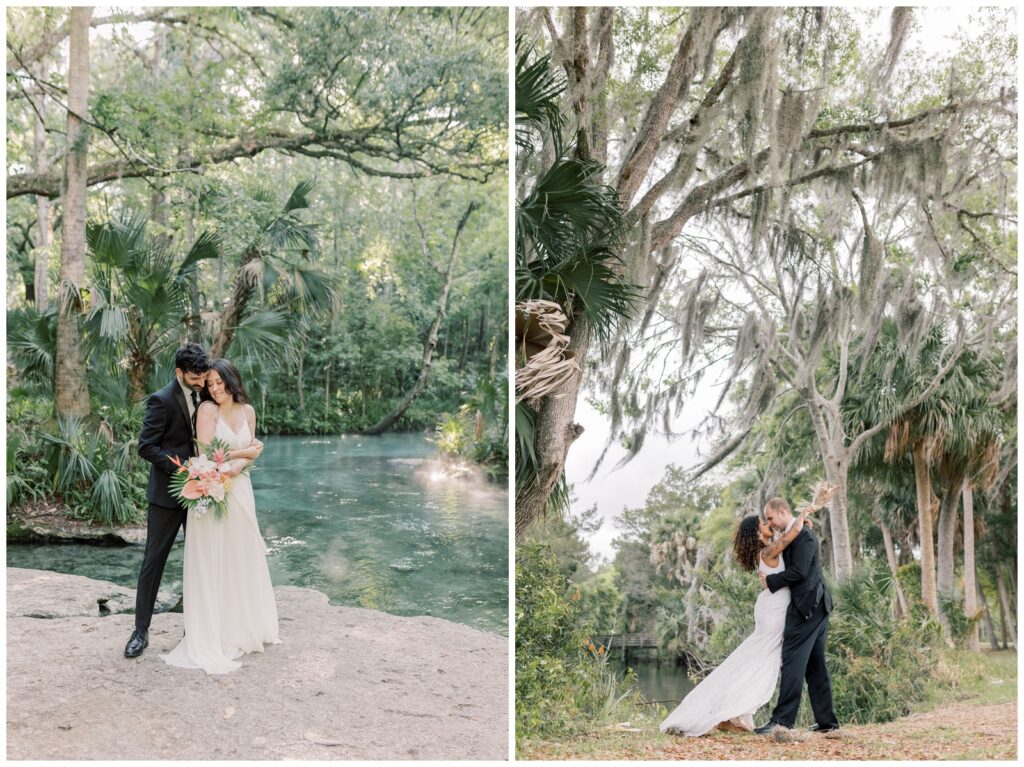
xmin=7 ymin=568 xmax=508 ymax=760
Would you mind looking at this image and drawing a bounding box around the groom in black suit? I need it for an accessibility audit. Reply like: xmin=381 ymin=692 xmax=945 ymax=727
xmin=124 ymin=343 xmax=211 ymax=658
xmin=755 ymin=497 xmax=840 ymax=734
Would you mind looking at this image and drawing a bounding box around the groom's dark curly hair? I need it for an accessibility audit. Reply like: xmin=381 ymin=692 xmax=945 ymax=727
xmin=733 ymin=515 xmax=765 ymax=572
xmin=175 ymin=343 xmax=210 ymax=374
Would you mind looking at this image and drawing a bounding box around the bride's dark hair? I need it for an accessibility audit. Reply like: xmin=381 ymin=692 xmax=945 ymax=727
xmin=208 ymin=359 xmax=251 ymax=405
xmin=733 ymin=515 xmax=765 ymax=572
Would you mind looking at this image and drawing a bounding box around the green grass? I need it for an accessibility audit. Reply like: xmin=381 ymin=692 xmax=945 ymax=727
xmin=919 ymin=647 xmax=1017 ymax=710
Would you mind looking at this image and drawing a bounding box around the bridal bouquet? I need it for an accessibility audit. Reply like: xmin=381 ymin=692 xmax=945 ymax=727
xmin=796 ymin=480 xmax=838 ymax=516
xmin=168 ymin=438 xmax=236 ymax=519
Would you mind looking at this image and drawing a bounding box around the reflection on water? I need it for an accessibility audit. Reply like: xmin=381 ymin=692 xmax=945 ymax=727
xmin=611 ymin=658 xmax=696 ymax=706
xmin=7 ymin=433 xmax=509 ymax=635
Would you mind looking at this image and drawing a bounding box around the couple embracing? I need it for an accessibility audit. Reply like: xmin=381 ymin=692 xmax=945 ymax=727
xmin=124 ymin=343 xmax=281 ymax=674
xmin=661 ymin=497 xmax=841 ymax=737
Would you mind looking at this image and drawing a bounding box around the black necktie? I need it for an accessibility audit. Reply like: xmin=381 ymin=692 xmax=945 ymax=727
xmin=190 ymin=392 xmax=199 ymax=434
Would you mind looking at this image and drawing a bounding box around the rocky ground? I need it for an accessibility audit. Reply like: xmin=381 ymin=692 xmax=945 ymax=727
xmin=7 ymin=568 xmax=508 ymax=760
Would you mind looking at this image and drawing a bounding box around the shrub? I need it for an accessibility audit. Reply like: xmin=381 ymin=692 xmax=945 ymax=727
xmin=7 ymin=396 xmax=147 ymax=527
xmin=516 ymin=543 xmax=643 ymax=744
xmin=823 ymin=561 xmax=944 ymax=724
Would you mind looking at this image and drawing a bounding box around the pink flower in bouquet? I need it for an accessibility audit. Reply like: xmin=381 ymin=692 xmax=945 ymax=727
xmin=211 ymin=447 xmax=228 ymax=465
xmin=182 ymin=479 xmax=206 ymax=500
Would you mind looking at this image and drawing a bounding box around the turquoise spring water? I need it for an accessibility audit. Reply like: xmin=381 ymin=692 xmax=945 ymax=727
xmin=7 ymin=433 xmax=509 ymax=635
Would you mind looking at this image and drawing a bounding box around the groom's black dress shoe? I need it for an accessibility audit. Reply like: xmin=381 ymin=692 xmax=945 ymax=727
xmin=124 ymin=629 xmax=149 ymax=658
xmin=754 ymin=720 xmax=785 ymax=735
xmin=808 ymin=723 xmax=841 ymax=733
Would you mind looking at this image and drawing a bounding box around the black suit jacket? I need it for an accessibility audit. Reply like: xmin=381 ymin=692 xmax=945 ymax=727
xmin=765 ymin=527 xmax=833 ymax=625
xmin=138 ymin=379 xmax=201 ymax=508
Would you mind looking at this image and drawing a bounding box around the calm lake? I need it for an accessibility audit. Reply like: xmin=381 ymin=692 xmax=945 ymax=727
xmin=7 ymin=433 xmax=509 ymax=635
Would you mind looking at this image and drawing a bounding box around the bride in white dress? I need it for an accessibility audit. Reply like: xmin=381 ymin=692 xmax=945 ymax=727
xmin=659 ymin=507 xmax=811 ymax=735
xmin=162 ymin=359 xmax=281 ymax=674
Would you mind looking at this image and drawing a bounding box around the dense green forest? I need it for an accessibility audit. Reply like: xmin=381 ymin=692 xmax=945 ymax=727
xmin=515 ymin=6 xmax=1016 ymax=750
xmin=7 ymin=7 xmax=509 ymax=525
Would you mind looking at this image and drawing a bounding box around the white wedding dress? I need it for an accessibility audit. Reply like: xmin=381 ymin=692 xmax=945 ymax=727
xmin=161 ymin=415 xmax=281 ymax=674
xmin=660 ymin=553 xmax=790 ymax=735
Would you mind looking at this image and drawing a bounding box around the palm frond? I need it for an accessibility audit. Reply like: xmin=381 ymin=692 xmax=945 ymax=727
xmin=515 ymin=35 xmax=566 ymax=157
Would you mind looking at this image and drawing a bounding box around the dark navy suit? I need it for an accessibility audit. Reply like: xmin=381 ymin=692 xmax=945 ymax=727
xmin=764 ymin=526 xmax=839 ymax=729
xmin=134 ymin=379 xmax=204 ymax=631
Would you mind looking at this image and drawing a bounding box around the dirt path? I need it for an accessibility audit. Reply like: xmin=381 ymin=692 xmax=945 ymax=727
xmin=524 ymin=701 xmax=1017 ymax=760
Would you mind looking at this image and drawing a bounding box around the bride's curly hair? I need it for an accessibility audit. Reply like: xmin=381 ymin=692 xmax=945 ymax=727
xmin=733 ymin=515 xmax=765 ymax=572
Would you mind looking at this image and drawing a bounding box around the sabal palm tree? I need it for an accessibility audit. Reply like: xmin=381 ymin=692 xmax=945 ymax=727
xmin=846 ymin=320 xmax=1003 ymax=624
xmin=87 ymin=213 xmax=220 ymax=401
xmin=211 ymin=179 xmax=333 ymax=357
xmin=514 ymin=37 xmax=638 ymax=535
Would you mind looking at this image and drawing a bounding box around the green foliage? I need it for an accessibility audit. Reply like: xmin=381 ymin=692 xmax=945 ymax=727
xmin=7 ymin=306 xmax=56 ymax=390
xmin=826 ymin=561 xmax=946 ymax=724
xmin=7 ymin=397 xmax=147 ymax=526
xmin=516 ymin=543 xmax=643 ymax=744
xmin=433 ymin=413 xmax=468 ymax=456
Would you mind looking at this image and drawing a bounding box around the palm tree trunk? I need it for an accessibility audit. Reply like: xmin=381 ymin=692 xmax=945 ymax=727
xmin=935 ymin=472 xmax=962 ymax=644
xmin=54 ymin=7 xmax=93 ymax=419
xmin=363 ymin=201 xmax=478 ymax=436
xmin=977 ymin=580 xmax=1000 ymax=650
xmin=962 ymin=481 xmax=980 ymax=651
xmin=912 ymin=442 xmax=939 ymax=614
xmin=996 ymin=566 xmax=1016 ymax=649
xmin=936 ymin=473 xmax=962 ymax=598
xmin=211 ymin=245 xmax=260 ymax=357
xmin=879 ymin=518 xmax=910 ymax=617
xmin=515 ymin=324 xmax=589 ymax=538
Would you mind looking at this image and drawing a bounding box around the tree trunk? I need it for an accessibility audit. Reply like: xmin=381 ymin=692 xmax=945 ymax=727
xmin=996 ymin=566 xmax=1016 ymax=649
xmin=184 ymin=196 xmax=202 ymax=342
xmin=962 ymin=481 xmax=980 ymax=651
xmin=33 ymin=96 xmax=52 ymax=310
xmin=936 ymin=472 xmax=962 ymax=598
xmin=823 ymin=463 xmax=855 ymax=581
xmin=912 ymin=442 xmax=939 ymax=614
xmin=54 ymin=6 xmax=93 ymax=419
xmin=977 ymin=579 xmax=1000 ymax=650
xmin=935 ymin=472 xmax=962 ymax=644
xmin=128 ymin=351 xmax=149 ymax=403
xmin=363 ymin=201 xmax=479 ymax=435
xmin=211 ymin=245 xmax=260 ymax=357
xmin=324 ymin=364 xmax=331 ymax=420
xmin=515 ymin=325 xmax=589 ymax=538
xmin=183 ymin=13 xmax=201 ymax=343
xmin=879 ymin=518 xmax=910 ymax=618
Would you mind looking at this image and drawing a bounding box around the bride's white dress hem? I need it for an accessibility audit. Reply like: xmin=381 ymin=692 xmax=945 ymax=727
xmin=659 ymin=554 xmax=789 ymax=736
xmin=161 ymin=416 xmax=281 ymax=675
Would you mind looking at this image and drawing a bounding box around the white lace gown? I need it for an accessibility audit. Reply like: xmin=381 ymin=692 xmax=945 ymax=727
xmin=161 ymin=416 xmax=281 ymax=674
xmin=659 ymin=554 xmax=790 ymax=735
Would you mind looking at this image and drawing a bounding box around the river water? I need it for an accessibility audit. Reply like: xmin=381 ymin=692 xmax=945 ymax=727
xmin=611 ymin=658 xmax=696 ymax=709
xmin=7 ymin=434 xmax=509 ymax=635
